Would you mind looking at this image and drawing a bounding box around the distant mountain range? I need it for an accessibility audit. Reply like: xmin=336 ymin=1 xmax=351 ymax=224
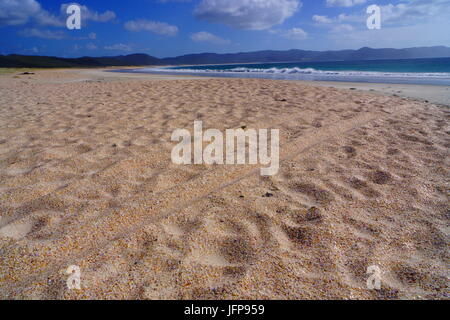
xmin=1 ymin=46 xmax=450 ymax=68
xmin=0 ymin=53 xmax=160 ymax=68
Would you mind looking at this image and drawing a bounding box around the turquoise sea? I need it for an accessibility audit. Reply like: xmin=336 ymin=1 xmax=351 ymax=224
xmin=132 ymin=57 xmax=450 ymax=86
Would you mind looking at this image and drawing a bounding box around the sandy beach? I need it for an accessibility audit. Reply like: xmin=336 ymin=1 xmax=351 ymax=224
xmin=0 ymin=68 xmax=448 ymax=300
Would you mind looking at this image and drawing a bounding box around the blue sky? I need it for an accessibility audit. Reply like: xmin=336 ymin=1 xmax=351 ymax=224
xmin=0 ymin=0 xmax=449 ymax=58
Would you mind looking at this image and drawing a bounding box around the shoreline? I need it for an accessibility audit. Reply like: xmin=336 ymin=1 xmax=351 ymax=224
xmin=3 ymin=67 xmax=448 ymax=105
xmin=301 ymin=80 xmax=450 ymax=107
xmin=101 ymin=68 xmax=450 ymax=106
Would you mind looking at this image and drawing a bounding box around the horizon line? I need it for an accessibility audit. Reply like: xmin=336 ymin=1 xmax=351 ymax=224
xmin=2 ymin=45 xmax=450 ymax=60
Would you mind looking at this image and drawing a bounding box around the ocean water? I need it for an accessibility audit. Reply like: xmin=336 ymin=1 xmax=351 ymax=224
xmin=133 ymin=57 xmax=450 ymax=86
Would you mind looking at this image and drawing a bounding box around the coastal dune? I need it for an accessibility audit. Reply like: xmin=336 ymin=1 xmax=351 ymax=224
xmin=0 ymin=69 xmax=448 ymax=299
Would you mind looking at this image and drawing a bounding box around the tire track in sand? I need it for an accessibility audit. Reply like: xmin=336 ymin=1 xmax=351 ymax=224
xmin=0 ymin=109 xmax=384 ymax=297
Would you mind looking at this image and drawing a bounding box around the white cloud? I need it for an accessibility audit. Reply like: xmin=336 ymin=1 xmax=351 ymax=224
xmin=318 ymin=0 xmax=450 ymax=35
xmin=330 ymin=24 xmax=354 ymax=34
xmin=336 ymin=13 xmax=364 ymax=23
xmin=191 ymin=31 xmax=230 ymax=45
xmin=194 ymin=0 xmax=301 ymax=30
xmin=327 ymin=21 xmax=450 ymax=49
xmin=0 ymin=1 xmax=116 ymax=27
xmin=19 ymin=28 xmax=66 ymax=39
xmin=104 ymin=43 xmax=132 ymax=52
xmin=0 ymin=0 xmax=40 ymax=26
xmin=322 ymin=0 xmax=450 ymax=28
xmin=60 ymin=3 xmax=116 ymax=24
xmin=380 ymin=0 xmax=450 ymax=25
xmin=312 ymin=15 xmax=333 ymax=24
xmin=124 ymin=19 xmax=178 ymax=36
xmin=313 ymin=13 xmax=364 ymax=26
xmin=0 ymin=0 xmax=62 ymax=27
xmin=86 ymin=43 xmax=97 ymax=50
xmin=312 ymin=0 xmax=449 ymax=44
xmin=282 ymin=27 xmax=308 ymax=40
xmin=270 ymin=27 xmax=308 ymax=40
xmin=35 ymin=10 xmax=64 ymax=27
xmin=326 ymin=0 xmax=366 ymax=7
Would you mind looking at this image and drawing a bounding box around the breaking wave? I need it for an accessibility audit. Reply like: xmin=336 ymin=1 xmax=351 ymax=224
xmin=144 ymin=66 xmax=450 ymax=79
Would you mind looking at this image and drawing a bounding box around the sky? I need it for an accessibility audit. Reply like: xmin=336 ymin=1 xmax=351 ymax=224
xmin=0 ymin=0 xmax=449 ymax=58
